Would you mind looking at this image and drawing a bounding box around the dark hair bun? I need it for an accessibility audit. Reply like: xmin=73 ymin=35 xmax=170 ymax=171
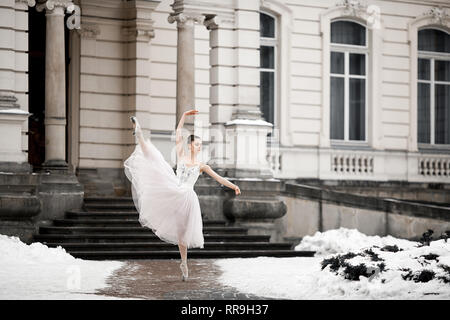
xmin=187 ymin=134 xmax=201 ymax=144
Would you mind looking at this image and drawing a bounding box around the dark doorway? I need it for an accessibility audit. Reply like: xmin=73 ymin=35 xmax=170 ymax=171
xmin=28 ymin=8 xmax=70 ymax=171
xmin=28 ymin=8 xmax=46 ymax=169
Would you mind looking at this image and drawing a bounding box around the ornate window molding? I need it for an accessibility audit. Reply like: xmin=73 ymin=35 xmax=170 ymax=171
xmin=320 ymin=1 xmax=383 ymax=150
xmin=408 ymin=7 xmax=450 ymax=152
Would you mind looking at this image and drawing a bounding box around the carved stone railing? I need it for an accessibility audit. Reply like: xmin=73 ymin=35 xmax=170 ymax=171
xmin=267 ymin=147 xmax=281 ymax=174
xmin=419 ymin=157 xmax=450 ymax=177
xmin=331 ymin=153 xmax=374 ymax=175
xmin=266 ymin=135 xmax=281 ymax=174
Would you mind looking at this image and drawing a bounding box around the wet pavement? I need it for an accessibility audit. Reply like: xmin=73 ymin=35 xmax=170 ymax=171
xmin=95 ymin=259 xmax=276 ymax=300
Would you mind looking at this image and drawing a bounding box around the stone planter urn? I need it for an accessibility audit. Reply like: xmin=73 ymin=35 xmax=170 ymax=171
xmin=222 ymin=178 xmax=287 ymax=242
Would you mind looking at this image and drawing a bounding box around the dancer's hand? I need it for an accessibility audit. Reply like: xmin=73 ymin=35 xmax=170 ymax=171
xmin=234 ymin=185 xmax=241 ymax=196
xmin=184 ymin=109 xmax=199 ymax=117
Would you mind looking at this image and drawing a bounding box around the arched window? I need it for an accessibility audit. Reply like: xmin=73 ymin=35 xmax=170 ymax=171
xmin=330 ymin=20 xmax=367 ymax=142
xmin=260 ymin=12 xmax=277 ymax=127
xmin=417 ymin=28 xmax=450 ymax=145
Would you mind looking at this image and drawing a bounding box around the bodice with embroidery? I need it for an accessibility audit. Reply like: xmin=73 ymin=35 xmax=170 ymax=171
xmin=176 ymin=161 xmax=201 ymax=189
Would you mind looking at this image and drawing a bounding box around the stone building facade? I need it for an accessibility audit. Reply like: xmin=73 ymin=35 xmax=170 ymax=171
xmin=0 ymin=0 xmax=449 ymax=242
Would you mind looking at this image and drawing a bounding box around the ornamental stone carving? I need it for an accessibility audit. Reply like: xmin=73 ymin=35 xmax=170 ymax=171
xmin=203 ymin=14 xmax=218 ymax=30
xmin=0 ymin=95 xmax=20 ymax=110
xmin=76 ymin=23 xmax=100 ymax=39
xmin=168 ymin=12 xmax=205 ymax=28
xmin=15 ymin=0 xmax=36 ymax=6
xmin=35 ymin=0 xmax=73 ymax=12
xmin=33 ymin=0 xmax=80 ymax=30
xmin=424 ymin=6 xmax=450 ymax=27
xmin=122 ymin=26 xmax=155 ymax=40
xmin=336 ymin=0 xmax=366 ymax=17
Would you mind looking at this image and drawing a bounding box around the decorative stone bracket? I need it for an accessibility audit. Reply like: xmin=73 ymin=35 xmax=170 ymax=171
xmin=122 ymin=25 xmax=155 ymax=41
xmin=77 ymin=23 xmax=100 ymax=39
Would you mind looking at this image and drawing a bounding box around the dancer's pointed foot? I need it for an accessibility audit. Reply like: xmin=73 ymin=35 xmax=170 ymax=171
xmin=180 ymin=260 xmax=188 ymax=281
xmin=130 ymin=116 xmax=137 ymax=135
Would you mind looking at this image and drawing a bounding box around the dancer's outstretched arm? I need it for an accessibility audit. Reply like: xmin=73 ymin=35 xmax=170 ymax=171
xmin=175 ymin=109 xmax=198 ymax=159
xmin=201 ymin=164 xmax=241 ymax=196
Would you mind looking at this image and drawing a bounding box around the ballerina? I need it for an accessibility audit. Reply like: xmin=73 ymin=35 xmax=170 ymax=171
xmin=124 ymin=109 xmax=241 ymax=281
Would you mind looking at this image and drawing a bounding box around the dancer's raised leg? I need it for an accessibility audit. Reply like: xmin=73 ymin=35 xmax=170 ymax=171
xmin=130 ymin=116 xmax=154 ymax=161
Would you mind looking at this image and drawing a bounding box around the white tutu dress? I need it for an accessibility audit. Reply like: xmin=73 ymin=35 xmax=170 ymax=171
xmin=123 ymin=126 xmax=204 ymax=249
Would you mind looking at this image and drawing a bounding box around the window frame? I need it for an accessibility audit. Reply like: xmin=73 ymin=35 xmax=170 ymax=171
xmin=259 ymin=0 xmax=294 ymax=147
xmin=259 ymin=11 xmax=279 ymax=129
xmin=330 ymin=19 xmax=369 ymax=143
xmin=417 ymin=27 xmax=450 ymax=147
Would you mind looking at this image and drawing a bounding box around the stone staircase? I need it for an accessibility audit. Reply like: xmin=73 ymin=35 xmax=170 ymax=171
xmin=33 ymin=197 xmax=315 ymax=260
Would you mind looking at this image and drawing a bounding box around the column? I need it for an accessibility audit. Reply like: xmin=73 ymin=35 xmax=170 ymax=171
xmin=224 ymin=1 xmax=273 ymax=178
xmin=203 ymin=14 xmax=235 ymax=173
xmin=37 ymin=0 xmax=72 ymax=169
xmin=122 ymin=0 xmax=158 ymax=156
xmin=231 ymin=2 xmax=264 ymax=121
xmin=168 ymin=12 xmax=204 ymax=134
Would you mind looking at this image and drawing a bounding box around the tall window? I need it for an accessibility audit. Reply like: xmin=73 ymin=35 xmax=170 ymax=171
xmin=417 ymin=28 xmax=450 ymax=145
xmin=260 ymin=12 xmax=277 ymax=126
xmin=330 ymin=20 xmax=367 ymax=142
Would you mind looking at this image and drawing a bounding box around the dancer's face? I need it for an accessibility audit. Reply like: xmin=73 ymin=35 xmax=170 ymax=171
xmin=189 ymin=139 xmax=202 ymax=154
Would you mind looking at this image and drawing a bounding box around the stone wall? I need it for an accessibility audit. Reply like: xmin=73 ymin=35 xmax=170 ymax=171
xmin=276 ymin=182 xmax=450 ymax=242
xmin=0 ymin=170 xmax=84 ymax=243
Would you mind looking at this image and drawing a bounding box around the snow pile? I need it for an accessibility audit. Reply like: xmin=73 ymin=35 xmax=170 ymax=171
xmin=320 ymin=238 xmax=450 ymax=293
xmin=1 ymin=235 xmax=78 ymax=263
xmin=295 ymin=227 xmax=417 ymax=256
xmin=215 ymin=228 xmax=450 ymax=299
xmin=0 ymin=234 xmax=124 ymax=299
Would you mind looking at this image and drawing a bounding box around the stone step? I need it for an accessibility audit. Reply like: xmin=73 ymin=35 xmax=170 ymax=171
xmin=83 ymin=203 xmax=137 ymax=210
xmin=39 ymin=226 xmax=249 ymax=235
xmin=66 ymin=210 xmax=139 ymax=219
xmin=65 ymin=249 xmax=316 ymax=260
xmin=53 ymin=219 xmax=227 ymax=227
xmin=54 ymin=219 xmax=141 ymax=227
xmin=30 ymin=196 xmax=315 ymax=259
xmin=33 ymin=233 xmax=272 ymax=243
xmin=41 ymin=241 xmax=294 ymax=251
xmin=84 ymin=208 xmax=138 ymax=212
xmin=0 ymin=185 xmax=35 ymax=194
xmin=84 ymin=197 xmax=134 ymax=203
xmin=65 ymin=211 xmax=227 ymax=225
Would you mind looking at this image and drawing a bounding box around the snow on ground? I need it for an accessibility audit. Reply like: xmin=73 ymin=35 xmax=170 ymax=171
xmin=0 ymin=234 xmax=125 ymax=299
xmin=214 ymin=228 xmax=450 ymax=299
xmin=294 ymin=228 xmax=417 ymax=256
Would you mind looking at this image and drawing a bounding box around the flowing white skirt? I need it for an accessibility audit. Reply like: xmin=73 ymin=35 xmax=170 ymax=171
xmin=123 ymin=138 xmax=204 ymax=249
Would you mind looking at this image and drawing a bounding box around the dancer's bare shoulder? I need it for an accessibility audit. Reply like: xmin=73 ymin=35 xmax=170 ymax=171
xmin=179 ymin=157 xmax=205 ymax=172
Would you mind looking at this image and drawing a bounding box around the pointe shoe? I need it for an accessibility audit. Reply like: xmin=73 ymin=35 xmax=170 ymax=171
xmin=130 ymin=116 xmax=138 ymax=135
xmin=180 ymin=261 xmax=188 ymax=281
